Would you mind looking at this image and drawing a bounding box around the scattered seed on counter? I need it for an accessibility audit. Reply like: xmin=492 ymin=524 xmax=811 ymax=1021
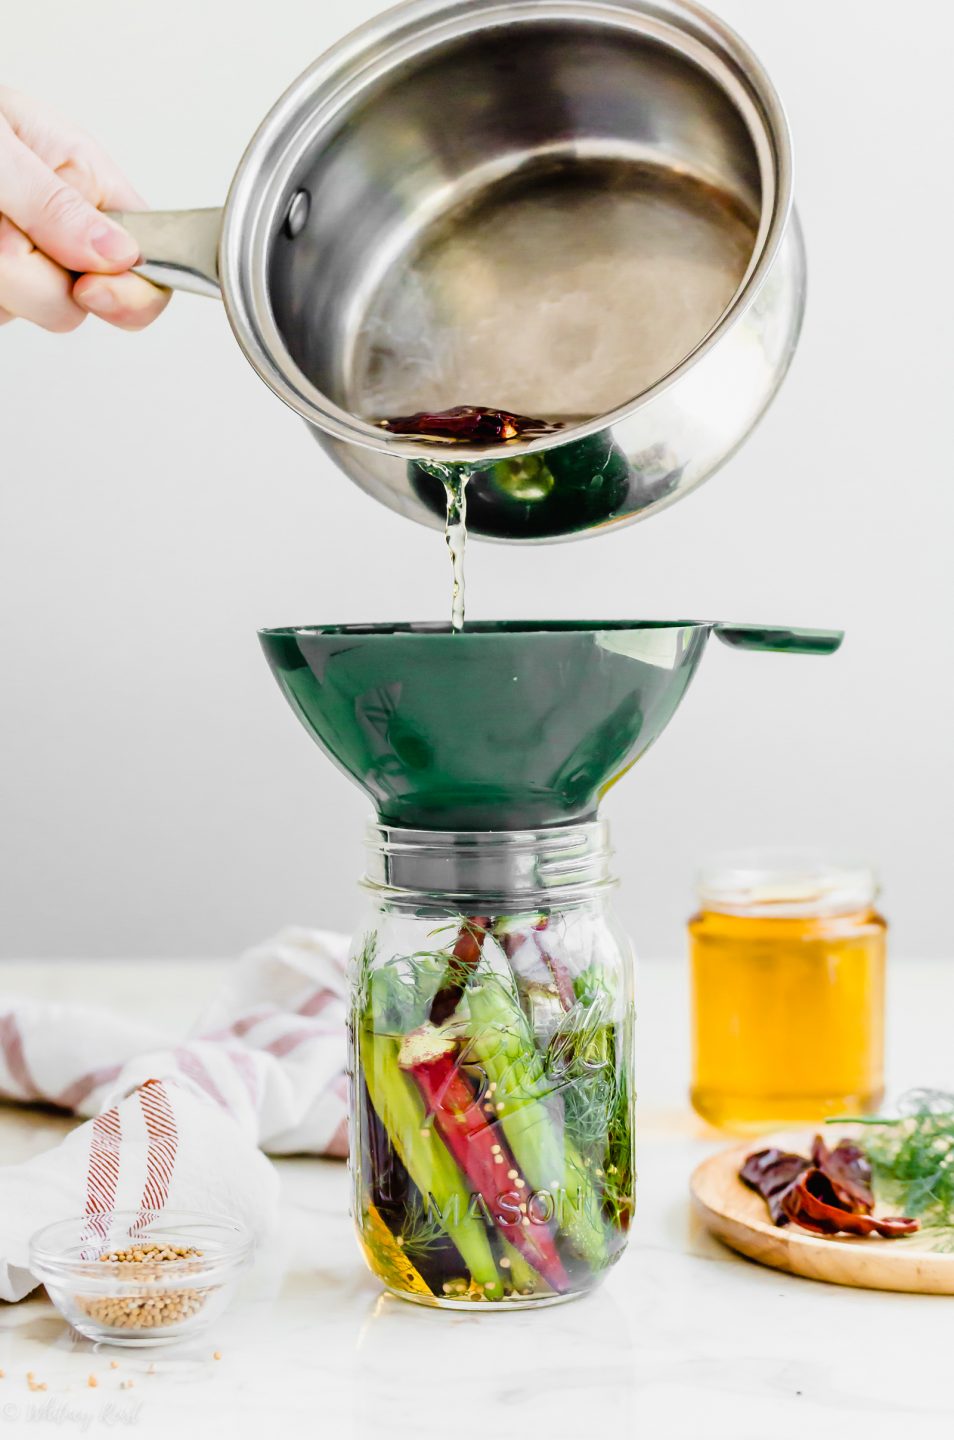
xmin=213 ymin=1351 xmax=222 ymax=1361
xmin=87 ymin=1375 xmax=98 ymax=1388
xmin=109 ymin=1362 xmax=119 ymax=1370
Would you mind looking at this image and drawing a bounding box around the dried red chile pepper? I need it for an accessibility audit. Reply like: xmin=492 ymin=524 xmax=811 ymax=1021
xmin=429 ymin=917 xmax=490 ymax=1025
xmin=780 ymin=1171 xmax=919 ymax=1237
xmin=740 ymin=1134 xmax=920 ymax=1239
xmin=810 ymin=1134 xmax=874 ymax=1212
xmin=739 ymin=1148 xmax=810 ymax=1224
xmin=378 ymin=405 xmax=560 ymax=444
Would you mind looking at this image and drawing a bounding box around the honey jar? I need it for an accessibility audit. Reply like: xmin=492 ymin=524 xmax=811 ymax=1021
xmin=689 ymin=854 xmax=886 ymax=1131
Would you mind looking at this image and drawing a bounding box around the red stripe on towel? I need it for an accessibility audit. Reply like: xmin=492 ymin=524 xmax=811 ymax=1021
xmin=0 ymin=1013 xmax=39 ymax=1099
xmin=296 ymin=987 xmax=338 ymax=1018
xmin=326 ymin=1116 xmax=349 ymax=1158
xmin=200 ymin=1007 xmax=274 ymax=1042
xmin=174 ymin=1047 xmax=232 ymax=1113
xmin=326 ymin=1071 xmax=350 ymax=1158
xmin=261 ymin=1024 xmax=338 ymax=1059
xmin=54 ymin=1063 xmax=123 ymax=1112
xmin=85 ymin=1106 xmax=122 ymax=1236
xmin=227 ymin=1008 xmax=274 ymax=1039
xmin=136 ymin=1080 xmax=178 ymax=1217
xmin=224 ymin=1046 xmax=259 ymax=1104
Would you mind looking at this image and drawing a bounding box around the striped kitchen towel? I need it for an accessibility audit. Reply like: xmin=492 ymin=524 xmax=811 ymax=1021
xmin=0 ymin=928 xmax=349 ymax=1301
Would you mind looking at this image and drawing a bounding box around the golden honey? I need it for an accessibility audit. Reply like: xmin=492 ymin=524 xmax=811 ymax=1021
xmin=689 ymin=859 xmax=886 ymax=1131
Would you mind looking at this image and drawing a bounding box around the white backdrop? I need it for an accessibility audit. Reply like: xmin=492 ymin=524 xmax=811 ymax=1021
xmin=1 ymin=0 xmax=951 ymax=959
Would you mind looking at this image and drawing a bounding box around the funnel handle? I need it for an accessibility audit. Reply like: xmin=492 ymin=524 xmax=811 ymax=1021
xmin=713 ymin=624 xmax=844 ymax=655
xmin=104 ymin=208 xmax=222 ymax=298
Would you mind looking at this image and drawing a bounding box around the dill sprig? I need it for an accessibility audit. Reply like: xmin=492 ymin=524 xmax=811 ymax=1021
xmin=390 ymin=1194 xmax=450 ymax=1263
xmin=545 ymin=985 xmax=614 ymax=1143
xmin=829 ymin=1089 xmax=954 ymax=1230
xmin=359 ymin=926 xmax=498 ymax=1034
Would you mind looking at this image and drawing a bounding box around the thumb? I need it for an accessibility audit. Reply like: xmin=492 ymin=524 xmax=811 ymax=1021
xmin=0 ymin=124 xmax=139 ymax=273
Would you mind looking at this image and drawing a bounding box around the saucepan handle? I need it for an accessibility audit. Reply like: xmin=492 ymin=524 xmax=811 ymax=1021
xmin=104 ymin=208 xmax=223 ymax=298
xmin=713 ymin=624 xmax=844 ymax=655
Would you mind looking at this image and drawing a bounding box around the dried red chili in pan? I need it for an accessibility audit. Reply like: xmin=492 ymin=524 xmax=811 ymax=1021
xmin=377 ymin=406 xmax=560 ymax=443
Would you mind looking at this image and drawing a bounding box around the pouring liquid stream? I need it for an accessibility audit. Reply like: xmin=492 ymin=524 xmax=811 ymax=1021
xmin=378 ymin=406 xmax=566 ymax=631
xmin=411 ymin=458 xmax=471 ymax=632
xmin=443 ymin=467 xmax=469 ymax=634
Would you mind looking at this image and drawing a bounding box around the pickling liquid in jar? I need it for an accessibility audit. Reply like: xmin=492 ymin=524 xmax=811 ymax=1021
xmin=350 ymin=823 xmax=635 ymax=1309
xmin=689 ymin=856 xmax=886 ymax=1132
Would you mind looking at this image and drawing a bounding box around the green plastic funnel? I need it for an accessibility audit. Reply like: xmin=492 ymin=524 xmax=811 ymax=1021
xmin=258 ymin=621 xmax=842 ymax=830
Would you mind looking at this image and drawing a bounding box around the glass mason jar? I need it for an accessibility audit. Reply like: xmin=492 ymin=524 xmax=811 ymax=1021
xmin=689 ymin=853 xmax=886 ymax=1131
xmin=348 ymin=822 xmax=635 ymax=1309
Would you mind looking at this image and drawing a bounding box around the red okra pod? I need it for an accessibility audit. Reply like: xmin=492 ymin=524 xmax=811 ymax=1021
xmin=399 ymin=1024 xmax=569 ymax=1293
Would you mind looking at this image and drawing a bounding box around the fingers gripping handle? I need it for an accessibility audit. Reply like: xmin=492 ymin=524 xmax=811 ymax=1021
xmin=104 ymin=208 xmax=223 ymax=298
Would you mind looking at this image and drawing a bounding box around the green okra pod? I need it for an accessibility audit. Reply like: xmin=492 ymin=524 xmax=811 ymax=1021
xmin=465 ymin=979 xmax=608 ymax=1271
xmin=360 ymin=1027 xmax=502 ymax=1296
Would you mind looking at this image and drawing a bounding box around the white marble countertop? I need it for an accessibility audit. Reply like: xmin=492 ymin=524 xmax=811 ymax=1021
xmin=1 ymin=956 xmax=951 ymax=1439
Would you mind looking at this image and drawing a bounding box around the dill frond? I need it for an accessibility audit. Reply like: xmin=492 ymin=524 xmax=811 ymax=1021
xmin=831 ymin=1089 xmax=954 ymax=1226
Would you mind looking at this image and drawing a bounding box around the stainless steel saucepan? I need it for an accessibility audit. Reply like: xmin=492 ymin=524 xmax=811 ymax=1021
xmin=113 ymin=0 xmax=806 ymax=541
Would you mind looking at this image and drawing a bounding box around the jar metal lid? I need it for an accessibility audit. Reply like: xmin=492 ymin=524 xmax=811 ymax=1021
xmin=696 ymin=850 xmax=879 ymax=918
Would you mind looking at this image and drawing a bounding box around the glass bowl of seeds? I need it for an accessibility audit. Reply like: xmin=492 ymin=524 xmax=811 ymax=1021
xmin=30 ymin=1211 xmax=253 ymax=1347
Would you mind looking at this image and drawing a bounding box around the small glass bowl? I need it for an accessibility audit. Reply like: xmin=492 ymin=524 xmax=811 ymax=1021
xmin=30 ymin=1211 xmax=253 ymax=1347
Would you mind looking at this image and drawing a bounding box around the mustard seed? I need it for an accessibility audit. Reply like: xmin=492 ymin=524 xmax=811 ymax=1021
xmin=77 ymin=1244 xmax=207 ymax=1335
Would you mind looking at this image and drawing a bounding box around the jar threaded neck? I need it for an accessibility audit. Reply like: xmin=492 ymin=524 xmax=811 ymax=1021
xmin=363 ymin=821 xmax=615 ymax=906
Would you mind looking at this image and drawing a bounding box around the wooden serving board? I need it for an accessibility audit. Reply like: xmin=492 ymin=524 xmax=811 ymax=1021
xmin=690 ymin=1133 xmax=954 ymax=1295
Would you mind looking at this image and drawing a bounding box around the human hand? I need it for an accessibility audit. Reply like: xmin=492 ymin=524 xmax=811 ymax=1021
xmin=0 ymin=87 xmax=170 ymax=332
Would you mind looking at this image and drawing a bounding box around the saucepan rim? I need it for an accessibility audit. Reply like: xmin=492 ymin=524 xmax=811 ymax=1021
xmin=221 ymin=0 xmax=795 ymax=463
